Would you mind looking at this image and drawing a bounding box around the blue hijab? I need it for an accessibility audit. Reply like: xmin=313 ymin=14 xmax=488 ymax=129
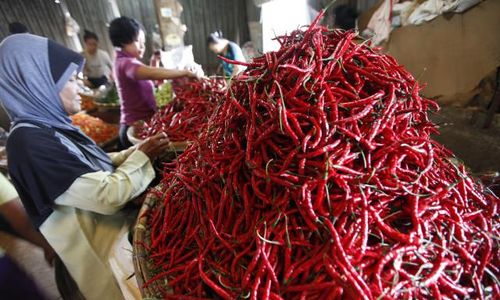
xmin=0 ymin=34 xmax=82 ymax=130
xmin=0 ymin=34 xmax=114 ymax=227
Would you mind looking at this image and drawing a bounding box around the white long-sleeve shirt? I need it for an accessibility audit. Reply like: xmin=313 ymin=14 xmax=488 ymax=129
xmin=40 ymin=148 xmax=154 ymax=300
xmin=82 ymin=49 xmax=113 ymax=79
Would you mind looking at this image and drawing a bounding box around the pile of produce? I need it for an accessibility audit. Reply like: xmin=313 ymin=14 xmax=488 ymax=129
xmin=143 ymin=12 xmax=499 ymax=299
xmin=155 ymin=81 xmax=174 ymax=107
xmin=79 ymin=94 xmax=97 ymax=111
xmin=96 ymin=84 xmax=120 ymax=106
xmin=71 ymin=113 xmax=118 ymax=145
xmin=140 ymin=78 xmax=226 ymax=142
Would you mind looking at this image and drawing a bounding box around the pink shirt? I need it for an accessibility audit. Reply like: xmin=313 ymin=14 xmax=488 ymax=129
xmin=114 ymin=50 xmax=157 ymax=125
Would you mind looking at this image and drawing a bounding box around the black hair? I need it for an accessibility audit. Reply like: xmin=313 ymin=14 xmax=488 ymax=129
xmin=83 ymin=30 xmax=98 ymax=42
xmin=109 ymin=17 xmax=142 ymax=47
xmin=334 ymin=5 xmax=358 ymax=30
xmin=8 ymin=22 xmax=28 ymax=34
xmin=207 ymin=30 xmax=223 ymax=46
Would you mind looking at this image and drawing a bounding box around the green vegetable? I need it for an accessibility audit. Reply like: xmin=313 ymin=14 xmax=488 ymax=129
xmin=101 ymin=84 xmax=119 ymax=104
xmin=155 ymin=81 xmax=174 ymax=107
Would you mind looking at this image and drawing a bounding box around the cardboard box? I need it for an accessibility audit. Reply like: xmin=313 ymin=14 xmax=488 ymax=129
xmin=362 ymin=0 xmax=500 ymax=106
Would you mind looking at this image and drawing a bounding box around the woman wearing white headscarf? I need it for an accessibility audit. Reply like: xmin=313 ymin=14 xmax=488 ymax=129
xmin=0 ymin=34 xmax=171 ymax=299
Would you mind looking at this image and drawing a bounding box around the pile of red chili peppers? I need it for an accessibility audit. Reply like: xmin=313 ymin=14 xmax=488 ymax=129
xmin=144 ymin=11 xmax=500 ymax=299
xmin=140 ymin=77 xmax=227 ymax=142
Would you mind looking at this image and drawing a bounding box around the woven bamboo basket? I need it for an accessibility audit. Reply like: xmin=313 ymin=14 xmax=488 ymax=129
xmin=133 ymin=183 xmax=217 ymax=299
xmin=133 ymin=183 xmax=167 ymax=299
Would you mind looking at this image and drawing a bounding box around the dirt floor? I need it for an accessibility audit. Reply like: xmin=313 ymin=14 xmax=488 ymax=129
xmin=431 ymin=106 xmax=500 ymax=174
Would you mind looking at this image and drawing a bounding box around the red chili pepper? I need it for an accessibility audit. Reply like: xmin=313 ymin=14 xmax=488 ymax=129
xmin=198 ymin=255 xmax=232 ymax=300
xmin=144 ymin=9 xmax=499 ymax=299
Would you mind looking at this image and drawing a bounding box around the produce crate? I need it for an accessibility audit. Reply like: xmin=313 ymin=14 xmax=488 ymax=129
xmin=133 ymin=184 xmax=167 ymax=298
xmin=95 ymin=102 xmax=121 ymax=113
xmin=88 ymin=110 xmax=121 ymax=125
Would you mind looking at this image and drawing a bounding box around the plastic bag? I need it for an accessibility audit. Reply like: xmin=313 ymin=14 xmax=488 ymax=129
xmin=160 ymin=45 xmax=205 ymax=77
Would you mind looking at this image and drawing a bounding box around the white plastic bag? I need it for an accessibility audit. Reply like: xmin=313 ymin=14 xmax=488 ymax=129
xmin=449 ymin=0 xmax=481 ymax=13
xmin=160 ymin=45 xmax=204 ymax=77
xmin=364 ymin=0 xmax=394 ymax=45
xmin=161 ymin=45 xmax=194 ymax=70
xmin=408 ymin=0 xmax=482 ymax=25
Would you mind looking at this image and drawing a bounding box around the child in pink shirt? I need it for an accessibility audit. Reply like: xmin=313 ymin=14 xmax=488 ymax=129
xmin=109 ymin=17 xmax=196 ymax=148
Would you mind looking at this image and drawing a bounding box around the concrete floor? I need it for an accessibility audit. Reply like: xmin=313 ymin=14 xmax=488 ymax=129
xmin=431 ymin=106 xmax=500 ymax=173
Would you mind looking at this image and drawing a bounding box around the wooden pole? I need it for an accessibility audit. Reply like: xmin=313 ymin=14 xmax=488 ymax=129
xmin=154 ymin=0 xmax=166 ymax=49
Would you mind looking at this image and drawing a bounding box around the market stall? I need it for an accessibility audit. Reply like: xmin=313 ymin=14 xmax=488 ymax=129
xmin=70 ymin=112 xmax=119 ymax=148
xmin=130 ymin=11 xmax=499 ymax=300
xmin=0 ymin=1 xmax=499 ymax=300
xmin=73 ymin=83 xmax=121 ymax=150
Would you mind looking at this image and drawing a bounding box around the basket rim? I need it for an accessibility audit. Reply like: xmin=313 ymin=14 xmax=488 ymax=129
xmin=133 ymin=183 xmax=168 ymax=299
xmin=127 ymin=126 xmax=144 ymax=145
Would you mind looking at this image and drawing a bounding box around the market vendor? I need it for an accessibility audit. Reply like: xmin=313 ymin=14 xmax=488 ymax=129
xmin=0 ymin=34 xmax=172 ymax=300
xmin=82 ymin=30 xmax=113 ymax=88
xmin=207 ymin=30 xmax=246 ymax=77
xmin=150 ymin=49 xmax=165 ymax=88
xmin=109 ymin=17 xmax=198 ymax=148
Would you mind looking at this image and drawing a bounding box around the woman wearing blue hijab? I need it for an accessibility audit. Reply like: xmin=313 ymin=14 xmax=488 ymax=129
xmin=0 ymin=34 xmax=171 ymax=299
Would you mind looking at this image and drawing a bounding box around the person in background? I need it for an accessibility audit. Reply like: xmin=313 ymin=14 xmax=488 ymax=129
xmin=207 ymin=30 xmax=246 ymax=77
xmin=0 ymin=173 xmax=52 ymax=299
xmin=0 ymin=173 xmax=55 ymax=264
xmin=109 ymin=17 xmax=197 ymax=148
xmin=0 ymin=249 xmax=47 ymax=299
xmin=150 ymin=49 xmax=165 ymax=88
xmin=0 ymin=33 xmax=172 ymax=299
xmin=8 ymin=22 xmax=29 ymax=34
xmin=81 ymin=30 xmax=113 ymax=88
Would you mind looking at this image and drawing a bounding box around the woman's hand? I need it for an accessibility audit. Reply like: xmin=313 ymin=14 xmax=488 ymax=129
xmin=184 ymin=64 xmax=207 ymax=80
xmin=185 ymin=70 xmax=198 ymax=78
xmin=137 ymin=133 xmax=171 ymax=161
